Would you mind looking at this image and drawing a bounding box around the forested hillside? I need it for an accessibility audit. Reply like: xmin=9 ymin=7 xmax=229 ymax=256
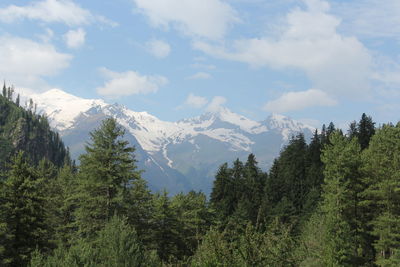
xmin=0 ymin=84 xmax=70 ymax=170
xmin=1 ymin=90 xmax=399 ymax=266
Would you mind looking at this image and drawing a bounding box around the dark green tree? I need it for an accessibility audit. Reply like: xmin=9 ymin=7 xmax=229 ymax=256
xmin=362 ymin=125 xmax=400 ymax=265
xmin=0 ymin=152 xmax=49 ymax=266
xmin=30 ymin=216 xmax=160 ymax=267
xmin=357 ymin=113 xmax=375 ymax=150
xmin=150 ymin=190 xmax=180 ymax=262
xmin=319 ymin=131 xmax=364 ymax=265
xmin=75 ymin=118 xmax=140 ymax=239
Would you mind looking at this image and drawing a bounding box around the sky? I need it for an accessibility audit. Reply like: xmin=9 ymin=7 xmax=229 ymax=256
xmin=0 ymin=0 xmax=399 ymax=129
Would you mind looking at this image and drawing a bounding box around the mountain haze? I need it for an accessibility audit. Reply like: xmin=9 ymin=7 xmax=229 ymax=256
xmin=26 ymin=89 xmax=314 ymax=194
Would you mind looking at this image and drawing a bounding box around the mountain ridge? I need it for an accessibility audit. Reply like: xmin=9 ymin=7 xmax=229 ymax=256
xmin=24 ymin=88 xmax=314 ymax=194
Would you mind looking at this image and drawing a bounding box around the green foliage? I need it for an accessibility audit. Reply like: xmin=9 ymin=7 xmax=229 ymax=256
xmin=362 ymin=124 xmax=400 ymax=265
xmin=319 ymin=132 xmax=364 ymax=265
xmin=30 ymin=216 xmax=161 ymax=267
xmin=171 ymin=191 xmax=213 ymax=259
xmin=2 ymin=108 xmax=396 ymax=267
xmin=191 ymin=221 xmax=296 ymax=267
xmin=75 ymin=118 xmax=140 ymax=238
xmin=150 ymin=190 xmax=180 ymax=262
xmin=0 ymin=89 xmax=70 ymax=169
xmin=0 ymin=152 xmax=50 ymax=266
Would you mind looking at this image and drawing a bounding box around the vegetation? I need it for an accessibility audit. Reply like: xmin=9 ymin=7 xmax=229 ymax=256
xmin=1 ymin=87 xmax=400 ymax=266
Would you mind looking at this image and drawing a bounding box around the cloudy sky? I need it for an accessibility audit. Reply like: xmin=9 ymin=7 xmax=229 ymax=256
xmin=0 ymin=0 xmax=399 ymax=128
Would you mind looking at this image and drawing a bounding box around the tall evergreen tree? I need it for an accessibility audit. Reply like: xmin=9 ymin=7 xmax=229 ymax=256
xmin=319 ymin=132 xmax=364 ymax=265
xmin=357 ymin=113 xmax=375 ymax=150
xmin=362 ymin=124 xmax=400 ymax=265
xmin=150 ymin=190 xmax=180 ymax=262
xmin=74 ymin=118 xmax=140 ymax=239
xmin=0 ymin=152 xmax=49 ymax=266
xmin=210 ymin=163 xmax=235 ymax=225
xmin=2 ymin=82 xmax=6 ymax=97
xmin=171 ymin=191 xmax=213 ymax=260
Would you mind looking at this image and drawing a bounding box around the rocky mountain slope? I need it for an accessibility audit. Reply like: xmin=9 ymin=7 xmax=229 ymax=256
xmin=26 ymin=89 xmax=314 ymax=194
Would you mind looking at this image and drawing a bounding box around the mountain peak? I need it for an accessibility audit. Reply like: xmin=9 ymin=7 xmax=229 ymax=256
xmin=27 ymin=89 xmax=107 ymax=131
xmin=263 ymin=113 xmax=315 ymax=141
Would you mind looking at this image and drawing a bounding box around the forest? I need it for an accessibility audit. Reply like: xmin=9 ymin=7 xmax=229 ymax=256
xmin=1 ymin=87 xmax=400 ymax=267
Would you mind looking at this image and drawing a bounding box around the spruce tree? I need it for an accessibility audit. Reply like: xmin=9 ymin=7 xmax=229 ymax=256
xmin=357 ymin=113 xmax=375 ymax=150
xmin=319 ymin=132 xmax=363 ymax=265
xmin=171 ymin=191 xmax=212 ymax=259
xmin=2 ymin=82 xmax=6 ymax=97
xmin=362 ymin=124 xmax=400 ymax=265
xmin=150 ymin=190 xmax=180 ymax=262
xmin=210 ymin=163 xmax=235 ymax=225
xmin=0 ymin=152 xmax=49 ymax=266
xmin=74 ymin=118 xmax=140 ymax=239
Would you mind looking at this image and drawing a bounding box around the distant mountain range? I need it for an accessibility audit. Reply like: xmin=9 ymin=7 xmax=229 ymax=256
xmin=26 ymin=89 xmax=314 ymax=194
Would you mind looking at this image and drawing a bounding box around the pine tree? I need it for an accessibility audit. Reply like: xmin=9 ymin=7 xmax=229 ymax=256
xmin=362 ymin=124 xmax=400 ymax=265
xmin=74 ymin=118 xmax=140 ymax=239
xmin=150 ymin=190 xmax=180 ymax=262
xmin=123 ymin=177 xmax=155 ymax=247
xmin=0 ymin=152 xmax=49 ymax=266
xmin=50 ymin=164 xmax=79 ymax=246
xmin=357 ymin=113 xmax=375 ymax=150
xmin=210 ymin=163 xmax=235 ymax=225
xmin=348 ymin=121 xmax=358 ymax=140
xmin=2 ymin=82 xmax=6 ymax=97
xmin=319 ymin=131 xmax=363 ymax=265
xmin=15 ymin=94 xmax=20 ymax=107
xmin=242 ymin=154 xmax=266 ymax=225
xmin=171 ymin=191 xmax=213 ymax=259
xmin=30 ymin=216 xmax=161 ymax=267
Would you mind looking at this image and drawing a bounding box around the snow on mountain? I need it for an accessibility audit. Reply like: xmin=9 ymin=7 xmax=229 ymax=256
xmin=23 ymin=88 xmax=315 ymax=193
xmin=264 ymin=113 xmax=315 ymax=141
xmin=29 ymin=89 xmax=107 ymax=131
xmin=27 ymin=89 xmax=314 ymax=154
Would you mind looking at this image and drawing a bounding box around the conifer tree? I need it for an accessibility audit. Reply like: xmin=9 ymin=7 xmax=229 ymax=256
xmin=303 ymin=130 xmax=324 ymax=215
xmin=50 ymin=164 xmax=79 ymax=246
xmin=30 ymin=216 xmax=160 ymax=267
xmin=362 ymin=125 xmax=400 ymax=265
xmin=242 ymin=154 xmax=266 ymax=225
xmin=0 ymin=152 xmax=49 ymax=266
xmin=123 ymin=177 xmax=155 ymax=247
xmin=74 ymin=118 xmax=140 ymax=239
xmin=171 ymin=191 xmax=213 ymax=259
xmin=348 ymin=121 xmax=358 ymax=139
xmin=210 ymin=163 xmax=235 ymax=225
xmin=357 ymin=113 xmax=375 ymax=150
xmin=319 ymin=132 xmax=363 ymax=265
xmin=150 ymin=190 xmax=180 ymax=262
xmin=2 ymin=82 xmax=6 ymax=97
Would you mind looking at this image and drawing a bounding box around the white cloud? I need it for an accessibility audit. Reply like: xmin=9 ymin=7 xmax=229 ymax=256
xmin=132 ymin=0 xmax=238 ymax=39
xmin=96 ymin=68 xmax=168 ymax=98
xmin=37 ymin=28 xmax=54 ymax=43
xmin=184 ymin=93 xmax=208 ymax=109
xmin=336 ymin=0 xmax=400 ymax=39
xmin=0 ymin=35 xmax=72 ymax=90
xmin=146 ymin=39 xmax=171 ymax=58
xmin=206 ymin=96 xmax=227 ymax=112
xmin=193 ymin=0 xmax=372 ymax=96
xmin=0 ymin=0 xmax=116 ymax=26
xmin=63 ymin=28 xmax=86 ymax=49
xmin=263 ymin=89 xmax=337 ymax=113
xmin=187 ymin=72 xmax=212 ymax=80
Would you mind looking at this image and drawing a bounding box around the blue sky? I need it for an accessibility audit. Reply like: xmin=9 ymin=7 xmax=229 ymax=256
xmin=0 ymin=0 xmax=399 ymax=128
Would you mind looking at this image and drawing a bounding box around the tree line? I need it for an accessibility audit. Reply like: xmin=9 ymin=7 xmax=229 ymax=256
xmin=1 ymin=88 xmax=400 ymax=266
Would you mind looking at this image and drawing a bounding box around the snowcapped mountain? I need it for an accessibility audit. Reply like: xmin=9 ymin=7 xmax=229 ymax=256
xmin=27 ymin=89 xmax=314 ymax=194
